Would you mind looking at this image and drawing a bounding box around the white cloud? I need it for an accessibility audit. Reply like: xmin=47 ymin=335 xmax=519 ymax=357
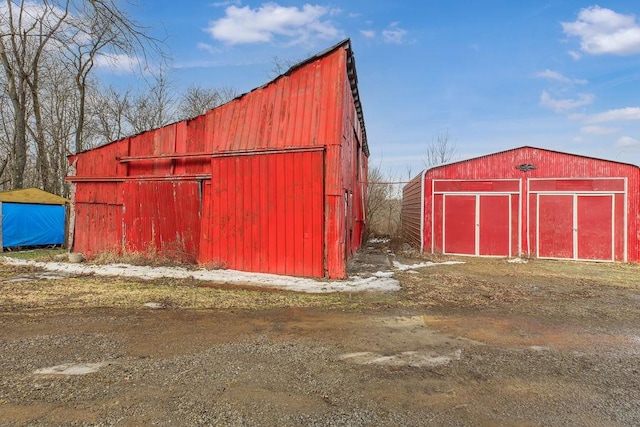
xmin=562 ymin=6 xmax=640 ymax=55
xmin=616 ymin=136 xmax=640 ymax=148
xmin=197 ymin=42 xmax=222 ymax=55
xmin=206 ymin=3 xmax=342 ymax=45
xmin=568 ymin=50 xmax=582 ymax=60
xmin=383 ymin=22 xmax=407 ymax=44
xmin=360 ymin=30 xmax=375 ymax=38
xmin=586 ymin=107 xmax=640 ymax=123
xmin=93 ymin=53 xmax=140 ymax=74
xmin=534 ymin=69 xmax=587 ymax=85
xmin=540 ymin=90 xmax=595 ymax=112
xmin=580 ymin=125 xmax=619 ymax=135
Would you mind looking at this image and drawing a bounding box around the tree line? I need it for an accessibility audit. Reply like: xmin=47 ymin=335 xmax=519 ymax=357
xmin=0 ymin=0 xmax=236 ymax=197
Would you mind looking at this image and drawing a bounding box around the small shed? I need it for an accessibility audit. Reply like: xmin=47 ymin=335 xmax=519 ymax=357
xmin=0 ymin=188 xmax=69 ymax=249
xmin=67 ymin=39 xmax=369 ymax=279
xmin=402 ymin=146 xmax=640 ymax=262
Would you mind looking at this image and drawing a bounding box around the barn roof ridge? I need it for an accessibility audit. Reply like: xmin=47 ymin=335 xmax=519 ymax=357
xmin=419 ymin=145 xmax=640 ymax=176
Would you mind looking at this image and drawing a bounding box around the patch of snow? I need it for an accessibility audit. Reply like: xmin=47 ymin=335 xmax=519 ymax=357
xmin=2 ymin=257 xmax=400 ymax=294
xmin=368 ymin=238 xmax=390 ymax=244
xmin=528 ymin=345 xmax=552 ymax=352
xmin=339 ymin=349 xmax=462 ymax=368
xmin=34 ymin=362 xmax=108 ymax=375
xmin=508 ymin=257 xmax=528 ymax=264
xmin=143 ymin=302 xmax=164 ymax=309
xmin=393 ymin=260 xmax=465 ymax=271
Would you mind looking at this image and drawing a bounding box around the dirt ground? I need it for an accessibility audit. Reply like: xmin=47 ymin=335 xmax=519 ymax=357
xmin=1 ymin=246 xmax=640 ymax=426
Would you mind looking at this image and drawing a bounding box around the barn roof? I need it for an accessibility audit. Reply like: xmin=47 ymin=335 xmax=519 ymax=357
xmin=72 ymin=38 xmax=369 ymax=157
xmin=0 ymin=188 xmax=69 ymax=205
xmin=424 ymin=145 xmax=640 ymax=174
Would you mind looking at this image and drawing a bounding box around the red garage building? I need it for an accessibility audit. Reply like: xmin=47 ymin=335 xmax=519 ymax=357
xmin=67 ymin=39 xmax=368 ymax=279
xmin=402 ymin=146 xmax=640 ymax=262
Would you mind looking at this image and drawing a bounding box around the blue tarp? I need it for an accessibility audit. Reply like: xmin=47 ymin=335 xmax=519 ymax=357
xmin=2 ymin=203 xmax=65 ymax=247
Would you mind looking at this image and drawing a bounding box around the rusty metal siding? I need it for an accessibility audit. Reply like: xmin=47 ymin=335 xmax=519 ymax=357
xmin=408 ymin=146 xmax=640 ymax=262
xmin=402 ymin=171 xmax=425 ymax=249
xmin=200 ymin=150 xmax=324 ymax=277
xmin=68 ymin=40 xmax=368 ymax=278
xmin=74 ymin=203 xmax=122 ymax=258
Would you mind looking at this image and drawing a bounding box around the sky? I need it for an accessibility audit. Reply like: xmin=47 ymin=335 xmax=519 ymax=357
xmin=98 ymin=0 xmax=640 ymax=177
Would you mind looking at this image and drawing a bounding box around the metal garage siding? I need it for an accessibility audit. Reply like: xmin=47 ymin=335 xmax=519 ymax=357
xmin=418 ymin=146 xmax=640 ymax=262
xmin=402 ymin=171 xmax=425 ymax=249
xmin=200 ymin=150 xmax=324 ymax=277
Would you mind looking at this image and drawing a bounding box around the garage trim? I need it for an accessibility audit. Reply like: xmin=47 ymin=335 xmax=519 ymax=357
xmin=433 ymin=179 xmax=521 ymax=257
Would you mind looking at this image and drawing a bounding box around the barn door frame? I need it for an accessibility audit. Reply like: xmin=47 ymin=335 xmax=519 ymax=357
xmin=432 ymin=178 xmax=522 ymax=258
xmin=529 ymin=177 xmax=627 ymax=263
xmin=441 ymin=193 xmax=515 ymax=257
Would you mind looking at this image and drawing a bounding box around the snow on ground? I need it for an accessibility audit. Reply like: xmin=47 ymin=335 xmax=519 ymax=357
xmin=392 ymin=260 xmax=465 ymax=271
xmin=1 ymin=257 xmax=400 ymax=294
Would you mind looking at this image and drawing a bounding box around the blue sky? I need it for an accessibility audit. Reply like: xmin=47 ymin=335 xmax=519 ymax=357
xmin=102 ymin=0 xmax=640 ymax=176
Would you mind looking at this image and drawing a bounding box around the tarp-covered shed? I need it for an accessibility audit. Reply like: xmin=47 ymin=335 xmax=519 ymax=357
xmin=0 ymin=188 xmax=69 ymax=248
xmin=67 ymin=39 xmax=369 ymax=279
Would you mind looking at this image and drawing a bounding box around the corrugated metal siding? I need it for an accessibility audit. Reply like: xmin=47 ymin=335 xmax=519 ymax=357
xmin=123 ymin=181 xmax=201 ymax=261
xmin=68 ymin=41 xmax=368 ymax=278
xmin=401 ymin=172 xmax=424 ymax=249
xmin=411 ymin=146 xmax=640 ymax=262
xmin=200 ymin=151 xmax=324 ymax=277
xmin=74 ymin=203 xmax=122 ymax=257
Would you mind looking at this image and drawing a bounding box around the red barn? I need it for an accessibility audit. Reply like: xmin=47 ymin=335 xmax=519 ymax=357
xmin=67 ymin=39 xmax=368 ymax=279
xmin=402 ymin=146 xmax=640 ymax=262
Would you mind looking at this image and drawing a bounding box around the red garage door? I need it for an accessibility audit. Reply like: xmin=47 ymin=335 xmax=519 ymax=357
xmin=537 ymin=194 xmax=614 ymax=261
xmin=443 ymin=194 xmax=512 ymax=256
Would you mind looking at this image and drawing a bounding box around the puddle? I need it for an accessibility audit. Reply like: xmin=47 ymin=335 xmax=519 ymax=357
xmin=34 ymin=362 xmax=108 ymax=376
xmin=339 ymin=349 xmax=462 ymax=367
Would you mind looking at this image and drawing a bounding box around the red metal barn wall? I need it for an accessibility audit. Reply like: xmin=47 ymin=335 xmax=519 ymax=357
xmin=407 ymin=147 xmax=640 ymax=262
xmin=68 ymin=40 xmax=367 ymax=278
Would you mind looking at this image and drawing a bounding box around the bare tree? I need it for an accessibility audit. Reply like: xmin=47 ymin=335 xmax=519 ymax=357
xmin=0 ymin=0 xmax=166 ymax=191
xmin=423 ymin=130 xmax=458 ymax=168
xmin=87 ymin=84 xmax=131 ymax=145
xmin=367 ymin=166 xmax=402 ymax=237
xmin=267 ymin=55 xmax=303 ymax=79
xmin=60 ymin=0 xmax=164 ymax=153
xmin=176 ymin=85 xmax=237 ymax=121
xmin=0 ymin=0 xmax=70 ymax=189
xmin=124 ymin=68 xmax=175 ymax=134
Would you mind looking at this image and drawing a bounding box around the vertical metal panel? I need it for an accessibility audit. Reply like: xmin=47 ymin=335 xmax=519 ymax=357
xmin=401 ymin=172 xmax=424 ymax=248
xmin=577 ymin=195 xmax=613 ymax=260
xmin=405 ymin=146 xmax=640 ymax=262
xmin=479 ymin=195 xmax=511 ymax=256
xmin=122 ymin=181 xmax=201 ymax=261
xmin=74 ymin=203 xmax=123 ymax=257
xmin=443 ymin=195 xmax=476 ymax=255
xmin=537 ymin=195 xmax=574 ymax=259
xmin=200 ymin=151 xmax=324 ymax=277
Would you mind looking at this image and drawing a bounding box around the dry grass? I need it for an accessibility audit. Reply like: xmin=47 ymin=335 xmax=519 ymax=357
xmin=0 ymin=265 xmax=394 ymax=312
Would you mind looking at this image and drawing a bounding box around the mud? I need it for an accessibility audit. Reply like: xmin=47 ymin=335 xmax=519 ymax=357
xmin=1 ymin=252 xmax=640 ymax=425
